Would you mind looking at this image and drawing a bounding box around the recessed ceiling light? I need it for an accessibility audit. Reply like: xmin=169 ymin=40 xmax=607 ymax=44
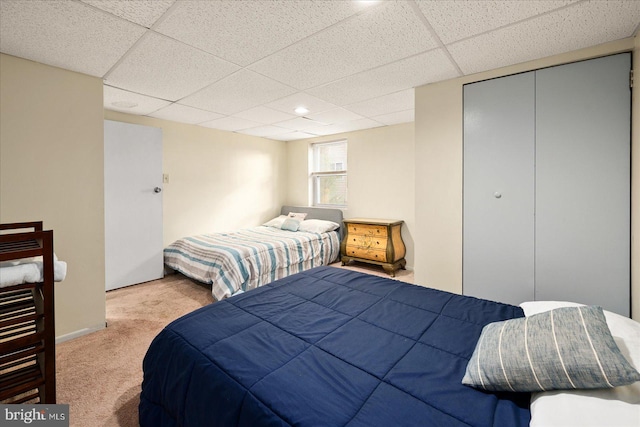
xmin=294 ymin=106 xmax=309 ymax=115
xmin=111 ymin=101 xmax=138 ymax=108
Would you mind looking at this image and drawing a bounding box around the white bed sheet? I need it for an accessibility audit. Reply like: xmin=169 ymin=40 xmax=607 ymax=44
xmin=520 ymin=301 xmax=640 ymax=427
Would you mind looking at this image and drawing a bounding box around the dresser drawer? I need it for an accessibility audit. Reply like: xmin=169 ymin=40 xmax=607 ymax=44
xmin=346 ymin=223 xmax=388 ymax=237
xmin=347 ymin=234 xmax=387 ymax=251
xmin=344 ymin=246 xmax=387 ymax=262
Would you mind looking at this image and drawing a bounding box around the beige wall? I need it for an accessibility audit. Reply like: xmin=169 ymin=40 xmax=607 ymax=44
xmin=0 ymin=53 xmax=286 ymax=341
xmin=0 ymin=54 xmax=106 ymax=337
xmin=103 ymin=111 xmax=288 ymax=246
xmin=286 ymin=123 xmax=415 ymax=268
xmin=414 ymin=37 xmax=638 ymax=318
xmin=632 ymin=35 xmax=639 ymax=320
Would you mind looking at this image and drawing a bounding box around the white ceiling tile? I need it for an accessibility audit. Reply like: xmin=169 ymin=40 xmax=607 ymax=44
xmin=306 ymin=118 xmax=385 ymax=136
xmin=104 ymin=85 xmax=171 ymax=115
xmin=233 ymin=106 xmax=296 ymax=125
xmin=0 ymin=0 xmax=146 ymax=77
xmin=301 ymin=124 xmax=346 ymax=137
xmin=264 ymin=93 xmax=339 ymax=116
xmin=105 ymin=32 xmax=239 ymax=101
xmin=148 ymin=103 xmax=224 ymax=124
xmin=199 ymin=116 xmax=263 ymax=132
xmin=449 ymin=1 xmax=640 ymax=75
xmin=270 ymin=131 xmax=319 ymax=142
xmin=273 ymin=117 xmax=327 ymax=131
xmin=249 ymin=1 xmax=439 ymax=89
xmin=307 ymin=49 xmax=458 ymax=105
xmin=416 ymin=0 xmax=575 ymax=44
xmin=346 ymin=89 xmax=414 ymax=117
xmin=155 ymin=0 xmax=372 ymax=67
xmin=81 ymin=0 xmax=175 ymax=28
xmin=238 ymin=125 xmax=291 ymax=138
xmin=305 ymin=108 xmax=364 ymax=125
xmin=372 ymin=109 xmax=415 ymax=126
xmin=181 ymin=69 xmax=297 ymax=115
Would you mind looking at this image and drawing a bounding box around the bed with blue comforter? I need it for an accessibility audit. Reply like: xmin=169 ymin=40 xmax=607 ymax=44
xmin=140 ymin=266 xmax=530 ymax=427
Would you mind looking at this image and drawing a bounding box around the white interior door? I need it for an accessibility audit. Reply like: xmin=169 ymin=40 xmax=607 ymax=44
xmin=104 ymin=120 xmax=163 ymax=291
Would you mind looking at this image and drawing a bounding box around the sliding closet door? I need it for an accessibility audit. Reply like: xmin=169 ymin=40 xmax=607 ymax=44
xmin=463 ymin=72 xmax=536 ymax=305
xmin=535 ymin=54 xmax=631 ymax=316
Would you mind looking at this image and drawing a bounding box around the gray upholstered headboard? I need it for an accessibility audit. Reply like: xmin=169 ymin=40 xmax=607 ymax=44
xmin=280 ymin=205 xmax=344 ymax=239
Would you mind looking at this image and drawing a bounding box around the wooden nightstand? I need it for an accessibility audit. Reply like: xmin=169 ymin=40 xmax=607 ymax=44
xmin=341 ymin=218 xmax=406 ymax=277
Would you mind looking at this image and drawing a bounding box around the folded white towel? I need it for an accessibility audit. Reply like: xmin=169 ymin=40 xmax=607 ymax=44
xmin=0 ymin=254 xmax=68 ymax=288
xmin=0 ymin=263 xmax=41 ymax=287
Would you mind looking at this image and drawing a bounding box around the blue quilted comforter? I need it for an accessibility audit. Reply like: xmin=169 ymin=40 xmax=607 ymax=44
xmin=140 ymin=266 xmax=530 ymax=427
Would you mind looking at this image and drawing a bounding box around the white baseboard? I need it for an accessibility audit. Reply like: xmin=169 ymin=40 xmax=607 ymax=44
xmin=55 ymin=323 xmax=106 ymax=344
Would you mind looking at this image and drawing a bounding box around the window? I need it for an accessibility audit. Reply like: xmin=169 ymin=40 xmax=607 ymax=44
xmin=310 ymin=140 xmax=347 ymax=207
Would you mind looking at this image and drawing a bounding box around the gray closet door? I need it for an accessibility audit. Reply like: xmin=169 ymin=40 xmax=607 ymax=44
xmin=535 ymin=54 xmax=631 ymax=316
xmin=463 ymin=72 xmax=536 ymax=305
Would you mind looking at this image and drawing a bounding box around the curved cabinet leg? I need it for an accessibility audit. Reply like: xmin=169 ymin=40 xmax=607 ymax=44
xmin=382 ymin=264 xmax=396 ymax=277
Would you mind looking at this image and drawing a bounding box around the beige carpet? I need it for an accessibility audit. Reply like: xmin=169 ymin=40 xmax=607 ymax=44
xmin=55 ymin=263 xmax=412 ymax=426
xmin=56 ymin=274 xmax=214 ymax=426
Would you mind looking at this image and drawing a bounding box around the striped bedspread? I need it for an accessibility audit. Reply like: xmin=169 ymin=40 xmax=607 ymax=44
xmin=164 ymin=226 xmax=341 ymax=300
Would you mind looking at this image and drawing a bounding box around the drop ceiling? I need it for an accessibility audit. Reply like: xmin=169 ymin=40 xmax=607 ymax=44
xmin=1 ymin=0 xmax=638 ymax=141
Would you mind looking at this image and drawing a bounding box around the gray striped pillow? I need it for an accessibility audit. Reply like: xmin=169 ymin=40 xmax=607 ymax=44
xmin=462 ymin=306 xmax=640 ymax=392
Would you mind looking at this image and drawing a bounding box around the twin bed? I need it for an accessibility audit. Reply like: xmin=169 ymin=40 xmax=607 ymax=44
xmin=164 ymin=206 xmax=342 ymax=300
xmin=141 ymin=207 xmax=640 ymax=426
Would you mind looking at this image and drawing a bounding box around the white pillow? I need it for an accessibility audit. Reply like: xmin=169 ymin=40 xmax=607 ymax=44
xmin=520 ymin=300 xmax=585 ymax=315
xmin=521 ymin=301 xmax=640 ymax=427
xmin=287 ymin=212 xmax=308 ymax=220
xmin=263 ymin=215 xmax=287 ymax=228
xmin=298 ymin=219 xmax=340 ymax=233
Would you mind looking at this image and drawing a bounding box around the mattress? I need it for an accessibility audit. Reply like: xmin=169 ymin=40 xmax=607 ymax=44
xmin=140 ymin=266 xmax=529 ymax=426
xmin=164 ymin=226 xmax=340 ymax=300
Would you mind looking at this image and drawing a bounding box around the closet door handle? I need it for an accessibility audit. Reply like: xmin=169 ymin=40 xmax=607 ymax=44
xmin=154 ymin=187 xmax=162 ymax=193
